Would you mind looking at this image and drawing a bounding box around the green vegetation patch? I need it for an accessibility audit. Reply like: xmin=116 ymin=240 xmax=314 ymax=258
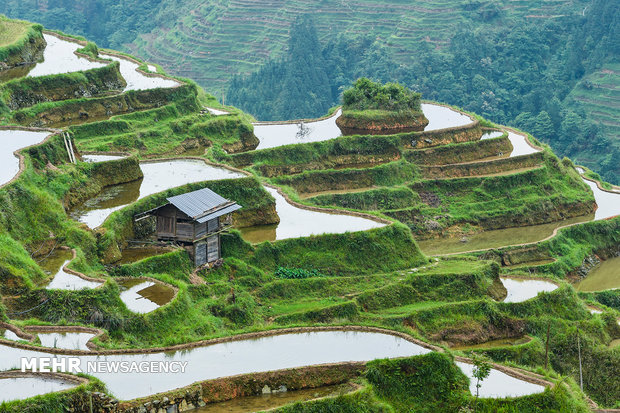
xmin=0 ymin=61 xmax=126 ymax=110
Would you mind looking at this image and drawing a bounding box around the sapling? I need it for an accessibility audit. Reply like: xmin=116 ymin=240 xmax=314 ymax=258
xmin=471 ymin=354 xmax=491 ymax=412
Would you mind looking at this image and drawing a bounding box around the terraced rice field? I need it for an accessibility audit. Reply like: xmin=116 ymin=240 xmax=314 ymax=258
xmin=566 ymin=62 xmax=620 ymax=181
xmin=0 ymin=18 xmax=28 ymax=47
xmin=127 ymin=0 xmax=587 ymax=94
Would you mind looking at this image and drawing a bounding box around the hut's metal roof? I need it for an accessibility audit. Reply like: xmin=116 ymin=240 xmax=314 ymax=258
xmin=166 ymin=188 xmax=241 ymax=222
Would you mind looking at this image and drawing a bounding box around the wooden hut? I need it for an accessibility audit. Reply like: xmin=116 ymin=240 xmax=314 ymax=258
xmin=135 ymin=188 xmax=241 ymax=266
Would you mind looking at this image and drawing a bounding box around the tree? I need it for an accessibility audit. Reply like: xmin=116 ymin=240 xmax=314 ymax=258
xmin=471 ymin=354 xmax=491 ymax=412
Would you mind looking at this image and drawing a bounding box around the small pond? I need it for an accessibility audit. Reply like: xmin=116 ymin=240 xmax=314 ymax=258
xmin=28 ymin=33 xmax=105 ymax=78
xmin=117 ymin=246 xmax=176 ymax=265
xmin=575 ymin=256 xmax=620 ymax=292
xmin=421 ymin=103 xmax=473 ymax=131
xmin=102 ymin=53 xmax=179 ymax=91
xmin=70 ymin=159 xmax=243 ymax=228
xmin=501 ymin=277 xmax=558 ymax=303
xmin=239 ymin=187 xmax=384 ymax=243
xmin=40 ymin=249 xmax=102 ymax=291
xmin=455 ymin=361 xmax=545 ymax=398
xmin=0 ymin=129 xmax=50 ymax=186
xmin=253 ymin=109 xmax=343 ymax=150
xmin=418 ymin=214 xmax=593 ymax=255
xmin=37 ymin=332 xmax=95 ymax=351
xmin=253 ymin=104 xmax=475 ymax=150
xmin=0 ymin=375 xmax=78 ymax=402
xmin=118 ymin=278 xmax=176 ymax=314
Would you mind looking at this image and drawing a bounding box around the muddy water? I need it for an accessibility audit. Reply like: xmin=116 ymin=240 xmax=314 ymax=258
xmin=37 ymin=332 xmax=95 ymax=351
xmin=418 ymin=214 xmax=593 ymax=255
xmin=194 ymin=384 xmax=352 ymax=413
xmin=452 ymin=336 xmax=531 ymax=350
xmin=118 ymin=278 xmax=175 ymax=313
xmin=81 ymin=154 xmax=126 ymax=163
xmin=0 ymin=64 xmax=36 ymax=82
xmin=0 ymin=331 xmax=429 ymax=400
xmin=102 ymin=54 xmax=179 ymax=91
xmin=239 ymin=187 xmax=384 ymax=243
xmin=254 ymin=109 xmax=343 ymax=150
xmin=610 ymin=339 xmax=620 ymax=348
xmin=70 ymin=159 xmax=243 ymax=228
xmin=419 ymin=172 xmax=619 ymax=255
xmin=28 ymin=34 xmax=105 ymax=77
xmin=0 ymin=376 xmax=78 ymax=402
xmin=501 ymin=277 xmax=558 ymax=303
xmin=40 ymin=251 xmax=101 ymax=290
xmin=0 ymin=129 xmax=50 ymax=186
xmin=575 ymin=256 xmax=620 ymax=292
xmin=40 ymin=249 xmax=102 ymax=290
xmin=421 ymin=103 xmax=473 ymax=131
xmin=455 ymin=361 xmax=544 ymax=398
xmin=117 ymin=247 xmax=176 ymax=265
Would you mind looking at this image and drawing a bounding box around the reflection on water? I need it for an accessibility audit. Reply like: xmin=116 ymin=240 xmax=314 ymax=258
xmin=253 ymin=104 xmax=475 ymax=150
xmin=117 ymin=247 xmax=175 ymax=265
xmin=102 ymin=54 xmax=179 ymax=91
xmin=506 ymin=131 xmax=539 ymax=157
xmin=582 ymin=178 xmax=620 ymax=220
xmin=194 ymin=384 xmax=352 ymax=413
xmin=254 ymin=109 xmax=342 ymax=150
xmin=480 ymin=131 xmax=504 ymax=140
xmin=455 ymin=361 xmax=544 ymax=398
xmin=205 ymin=107 xmax=230 ymax=116
xmin=0 ymin=376 xmax=77 ymax=402
xmin=38 ymin=332 xmax=95 ymax=351
xmin=28 ymin=34 xmax=105 ymax=78
xmin=239 ymin=187 xmax=384 ymax=243
xmin=418 ymin=215 xmax=593 ymax=255
xmin=575 ymin=256 xmax=620 ymax=292
xmin=39 ymin=249 xmax=102 ymax=291
xmin=452 ymin=336 xmax=531 ymax=350
xmin=501 ymin=277 xmax=558 ymax=303
xmin=421 ymin=103 xmax=473 ymax=131
xmin=70 ymin=159 xmax=243 ymax=228
xmin=0 ymin=331 xmax=429 ymax=400
xmin=2 ymin=329 xmax=21 ymax=341
xmin=82 ymin=154 xmax=126 ymax=163
xmin=118 ymin=278 xmax=175 ymax=313
xmin=0 ymin=129 xmax=50 ymax=186
xmin=0 ymin=64 xmax=36 ymax=82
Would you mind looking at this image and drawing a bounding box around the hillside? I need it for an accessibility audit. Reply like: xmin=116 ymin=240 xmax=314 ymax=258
xmin=1 ymin=0 xmax=618 ymax=185
xmin=0 ymin=16 xmax=619 ymax=413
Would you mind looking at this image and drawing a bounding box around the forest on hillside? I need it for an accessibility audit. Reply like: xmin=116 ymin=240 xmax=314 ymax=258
xmin=227 ymin=1 xmax=618 ymax=184
xmin=0 ymin=0 xmax=617 ymax=183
